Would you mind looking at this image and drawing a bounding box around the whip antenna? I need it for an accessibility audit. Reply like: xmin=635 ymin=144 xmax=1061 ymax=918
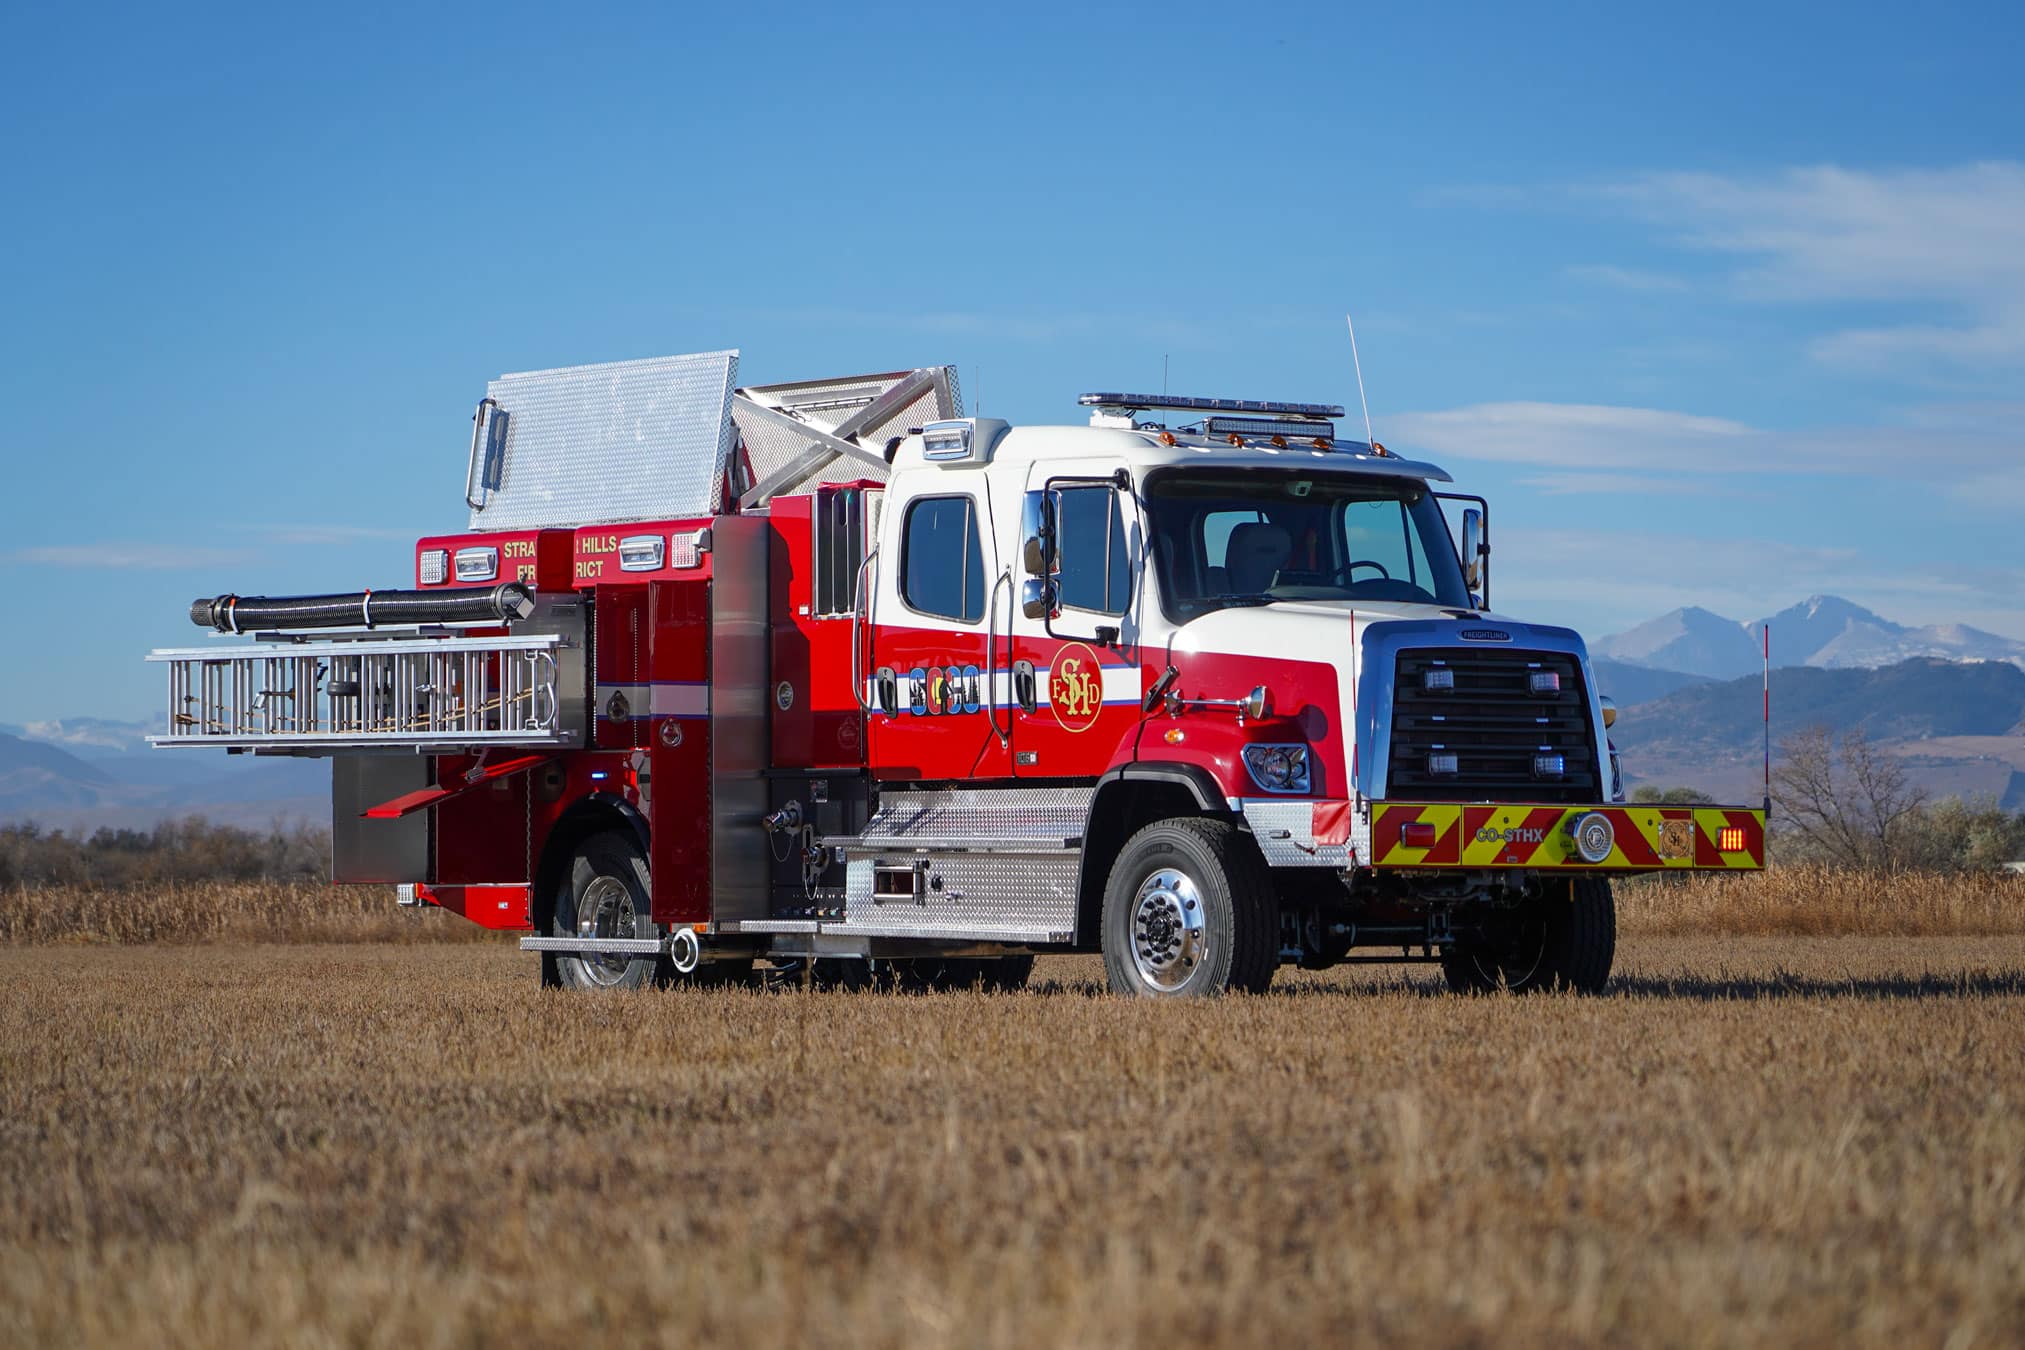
xmin=1346 ymin=315 xmax=1375 ymax=446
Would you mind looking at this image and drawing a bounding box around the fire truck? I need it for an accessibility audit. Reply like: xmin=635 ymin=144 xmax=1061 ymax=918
xmin=148 ymin=351 xmax=1765 ymax=996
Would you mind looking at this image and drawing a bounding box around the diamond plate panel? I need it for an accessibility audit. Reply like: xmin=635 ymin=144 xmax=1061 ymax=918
xmin=844 ymin=853 xmax=1078 ymax=940
xmin=1241 ymin=800 xmax=1353 ymax=868
xmin=855 ymin=785 xmax=1092 ymax=846
xmin=469 ymin=351 xmax=738 ymax=531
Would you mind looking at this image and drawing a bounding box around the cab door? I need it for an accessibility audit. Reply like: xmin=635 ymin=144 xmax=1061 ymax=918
xmin=1007 ymin=463 xmax=1146 ymax=778
xmin=865 ymin=477 xmax=1013 ymax=782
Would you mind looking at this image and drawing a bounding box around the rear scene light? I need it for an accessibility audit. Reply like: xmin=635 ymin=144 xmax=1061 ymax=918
xmin=1423 ymin=667 xmax=1454 ymax=691
xmin=1427 ymin=751 xmax=1459 ymax=775
xmin=1719 ymin=826 xmax=1747 ymax=852
xmin=454 ymin=546 xmax=498 ymax=581
xmin=1529 ymin=670 xmax=1560 ymax=695
xmin=618 ymin=535 xmax=665 ymax=571
xmin=1401 ymin=821 xmax=1438 ymax=849
xmin=418 ymin=549 xmax=449 ymax=585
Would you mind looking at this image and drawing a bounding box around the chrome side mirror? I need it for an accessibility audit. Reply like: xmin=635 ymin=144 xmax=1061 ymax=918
xmin=1021 ymin=578 xmax=1058 ymax=620
xmin=1461 ymin=508 xmax=1484 ymax=592
xmin=1021 ymin=490 xmax=1055 ymax=577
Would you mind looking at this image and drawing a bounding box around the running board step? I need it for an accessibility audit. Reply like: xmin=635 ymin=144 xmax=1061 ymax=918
xmin=519 ymin=936 xmax=666 ymax=956
xmin=829 ymin=834 xmax=1080 ymax=855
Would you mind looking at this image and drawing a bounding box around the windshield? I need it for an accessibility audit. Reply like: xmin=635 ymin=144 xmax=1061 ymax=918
xmin=1144 ymin=468 xmax=1472 ymax=618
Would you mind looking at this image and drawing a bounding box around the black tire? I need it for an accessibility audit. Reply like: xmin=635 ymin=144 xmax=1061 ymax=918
xmin=1441 ymin=875 xmax=1616 ymax=994
xmin=1100 ymin=818 xmax=1279 ymax=997
xmin=551 ymin=831 xmax=662 ymax=991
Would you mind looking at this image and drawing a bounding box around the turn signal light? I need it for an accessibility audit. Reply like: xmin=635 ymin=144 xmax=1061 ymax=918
xmin=1401 ymin=821 xmax=1438 ymax=849
xmin=1719 ymin=826 xmax=1747 ymax=852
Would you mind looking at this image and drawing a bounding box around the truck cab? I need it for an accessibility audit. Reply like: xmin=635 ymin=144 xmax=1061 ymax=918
xmin=147 ymin=354 xmax=1764 ymax=997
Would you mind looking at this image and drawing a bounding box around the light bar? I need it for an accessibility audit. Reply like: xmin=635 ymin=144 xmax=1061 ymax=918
xmin=1078 ymin=392 xmax=1344 ymax=419
xmin=1204 ymin=416 xmax=1339 ymax=441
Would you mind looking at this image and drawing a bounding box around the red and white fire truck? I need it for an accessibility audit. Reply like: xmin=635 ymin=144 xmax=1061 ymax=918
xmin=149 ymin=351 xmax=1765 ymax=996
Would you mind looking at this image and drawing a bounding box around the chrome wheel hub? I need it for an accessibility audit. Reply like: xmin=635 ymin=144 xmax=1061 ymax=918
xmin=576 ymin=875 xmax=638 ymax=985
xmin=1131 ymin=868 xmax=1207 ymax=992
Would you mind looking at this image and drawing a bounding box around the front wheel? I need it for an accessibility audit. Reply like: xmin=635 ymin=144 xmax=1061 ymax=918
xmin=1101 ymin=818 xmax=1279 ymax=997
xmin=1442 ymin=875 xmax=1616 ymax=994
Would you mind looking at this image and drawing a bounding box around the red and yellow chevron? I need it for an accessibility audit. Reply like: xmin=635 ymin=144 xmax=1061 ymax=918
xmin=1370 ymin=803 xmax=1766 ymax=871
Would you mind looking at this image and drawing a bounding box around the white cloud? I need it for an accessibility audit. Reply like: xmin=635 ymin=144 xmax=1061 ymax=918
xmin=1390 ymin=402 xmax=1767 ymax=474
xmin=250 ymin=523 xmax=410 ymax=545
xmin=1591 ymin=163 xmax=2025 ymax=372
xmin=8 ymin=544 xmax=250 ymax=569
xmin=1389 ymin=398 xmax=2023 ymax=483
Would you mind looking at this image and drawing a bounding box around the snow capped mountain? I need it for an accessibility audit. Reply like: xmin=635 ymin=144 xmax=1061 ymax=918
xmin=1596 ymin=595 xmax=2025 ymax=680
xmin=1590 ymin=606 xmax=1765 ymax=681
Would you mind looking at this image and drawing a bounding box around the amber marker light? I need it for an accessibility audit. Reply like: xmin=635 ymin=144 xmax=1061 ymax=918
xmin=1226 ymin=433 xmax=1245 ymax=446
xmin=1270 ymin=435 xmax=1288 ymax=447
xmin=1158 ymin=431 xmax=1177 ymax=446
xmin=1162 ymin=727 xmax=1185 ymax=745
xmin=1312 ymin=437 xmax=1332 ymax=449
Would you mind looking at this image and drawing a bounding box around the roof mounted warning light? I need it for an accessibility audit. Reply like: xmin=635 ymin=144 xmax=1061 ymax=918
xmin=1078 ymin=392 xmax=1345 ymax=420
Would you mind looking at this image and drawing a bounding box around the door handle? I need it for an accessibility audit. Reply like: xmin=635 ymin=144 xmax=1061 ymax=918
xmin=849 ymin=546 xmax=879 ymax=713
xmin=986 ymin=569 xmax=1011 ymax=745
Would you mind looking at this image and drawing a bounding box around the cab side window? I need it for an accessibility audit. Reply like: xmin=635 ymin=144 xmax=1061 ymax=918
xmin=900 ymin=495 xmax=985 ymax=622
xmin=1055 ymin=487 xmax=1131 ymax=615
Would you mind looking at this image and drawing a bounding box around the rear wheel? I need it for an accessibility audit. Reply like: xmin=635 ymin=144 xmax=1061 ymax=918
xmin=551 ymin=831 xmax=662 ymax=991
xmin=1101 ymin=818 xmax=1278 ymax=997
xmin=1442 ymin=876 xmax=1616 ymax=994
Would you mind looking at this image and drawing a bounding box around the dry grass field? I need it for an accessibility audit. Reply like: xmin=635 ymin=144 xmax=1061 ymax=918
xmin=2 ymin=875 xmax=2023 ymax=1347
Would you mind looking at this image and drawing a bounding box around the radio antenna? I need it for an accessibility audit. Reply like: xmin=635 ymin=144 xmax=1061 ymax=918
xmin=1345 ymin=315 xmax=1375 ymax=446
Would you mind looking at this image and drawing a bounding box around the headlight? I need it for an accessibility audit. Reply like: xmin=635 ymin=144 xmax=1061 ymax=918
xmin=1242 ymin=743 xmax=1310 ymax=794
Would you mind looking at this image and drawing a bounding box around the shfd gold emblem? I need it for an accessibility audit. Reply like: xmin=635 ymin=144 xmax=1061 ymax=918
xmin=1049 ymin=643 xmax=1106 ymax=733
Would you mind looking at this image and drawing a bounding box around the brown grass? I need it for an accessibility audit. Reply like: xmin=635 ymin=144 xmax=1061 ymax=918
xmin=1617 ymin=863 xmax=2025 ymax=937
xmin=5 ymin=866 xmax=2021 ymax=947
xmin=1 ymin=938 xmax=2022 ymax=1347
xmin=0 ymin=880 xmax=486 ymax=945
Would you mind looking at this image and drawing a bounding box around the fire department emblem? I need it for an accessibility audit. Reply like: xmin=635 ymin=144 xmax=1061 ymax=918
xmin=1048 ymin=643 xmax=1105 ymax=733
xmin=1658 ymin=818 xmax=1691 ymax=859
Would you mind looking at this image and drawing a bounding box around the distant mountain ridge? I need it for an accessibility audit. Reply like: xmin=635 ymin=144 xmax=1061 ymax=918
xmin=0 ymin=717 xmax=325 ymax=830
xmin=1609 ymin=657 xmax=2025 ymax=810
xmin=1595 ymin=595 xmax=2025 ymax=682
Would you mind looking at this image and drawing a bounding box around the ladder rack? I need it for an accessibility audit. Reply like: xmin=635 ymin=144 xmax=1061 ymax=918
xmin=147 ymin=632 xmax=581 ymax=752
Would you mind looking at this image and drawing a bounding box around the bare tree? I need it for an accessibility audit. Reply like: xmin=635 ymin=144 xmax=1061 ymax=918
xmin=1773 ymin=726 xmax=1929 ymax=868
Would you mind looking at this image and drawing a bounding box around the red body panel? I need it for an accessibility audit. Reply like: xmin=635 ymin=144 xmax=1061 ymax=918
xmin=646 ymin=578 xmax=715 ymax=926
xmin=416 ymin=529 xmax=575 ymax=591
xmin=767 ymin=496 xmax=867 ymax=769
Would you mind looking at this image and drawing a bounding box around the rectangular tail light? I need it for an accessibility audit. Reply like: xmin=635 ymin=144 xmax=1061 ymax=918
xmin=1401 ymin=821 xmax=1438 ymax=849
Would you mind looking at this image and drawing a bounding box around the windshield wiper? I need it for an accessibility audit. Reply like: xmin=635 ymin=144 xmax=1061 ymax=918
xmin=1203 ymin=592 xmax=1281 ymax=608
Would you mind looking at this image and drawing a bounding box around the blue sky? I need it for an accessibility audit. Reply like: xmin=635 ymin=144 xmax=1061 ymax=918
xmin=4 ymin=1 xmax=2022 ymax=723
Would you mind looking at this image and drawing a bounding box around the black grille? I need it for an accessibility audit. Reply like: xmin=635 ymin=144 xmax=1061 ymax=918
xmin=1386 ymin=649 xmax=1599 ymax=803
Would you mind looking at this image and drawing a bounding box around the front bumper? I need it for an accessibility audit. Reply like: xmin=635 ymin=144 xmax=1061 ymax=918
xmin=1370 ymin=802 xmax=1766 ymax=871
